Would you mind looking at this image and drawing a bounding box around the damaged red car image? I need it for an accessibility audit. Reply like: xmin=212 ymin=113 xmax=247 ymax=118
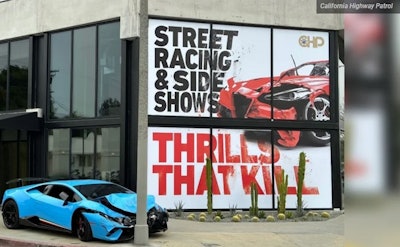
xmin=217 ymin=60 xmax=330 ymax=148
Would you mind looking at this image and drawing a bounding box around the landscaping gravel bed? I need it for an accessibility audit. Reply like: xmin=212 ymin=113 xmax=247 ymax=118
xmin=170 ymin=209 xmax=344 ymax=223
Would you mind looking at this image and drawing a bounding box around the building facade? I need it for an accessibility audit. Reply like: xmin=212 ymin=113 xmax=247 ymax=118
xmin=0 ymin=0 xmax=343 ymax=210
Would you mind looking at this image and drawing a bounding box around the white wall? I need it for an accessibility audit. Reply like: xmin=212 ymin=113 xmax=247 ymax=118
xmin=149 ymin=0 xmax=343 ymax=30
xmin=0 ymin=0 xmax=342 ymax=41
xmin=0 ymin=0 xmax=139 ymax=40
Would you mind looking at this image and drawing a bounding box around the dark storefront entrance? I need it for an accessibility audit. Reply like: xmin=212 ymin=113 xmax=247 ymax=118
xmin=0 ymin=130 xmax=28 ymax=198
xmin=0 ymin=111 xmax=42 ymax=198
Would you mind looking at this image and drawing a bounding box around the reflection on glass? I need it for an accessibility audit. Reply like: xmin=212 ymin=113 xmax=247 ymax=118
xmin=98 ymin=22 xmax=121 ymax=117
xmin=9 ymin=39 xmax=28 ymax=110
xmin=50 ymin=31 xmax=72 ymax=119
xmin=19 ymin=141 xmax=28 ymax=178
xmin=0 ymin=43 xmax=7 ymax=110
xmin=47 ymin=128 xmax=120 ymax=182
xmin=71 ymin=129 xmax=95 ymax=179
xmin=73 ymin=27 xmax=96 ymax=118
xmin=97 ymin=127 xmax=120 ymax=182
xmin=48 ymin=129 xmax=70 ymax=179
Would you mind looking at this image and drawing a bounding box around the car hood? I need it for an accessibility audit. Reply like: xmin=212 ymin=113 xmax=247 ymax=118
xmin=278 ymin=76 xmax=328 ymax=89
xmin=103 ymin=193 xmax=157 ymax=213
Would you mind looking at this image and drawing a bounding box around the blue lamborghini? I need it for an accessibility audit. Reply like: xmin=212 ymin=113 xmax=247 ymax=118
xmin=0 ymin=179 xmax=168 ymax=242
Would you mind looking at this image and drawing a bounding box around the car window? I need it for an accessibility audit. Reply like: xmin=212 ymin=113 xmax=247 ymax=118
xmin=75 ymin=183 xmax=133 ymax=199
xmin=43 ymin=185 xmax=82 ymax=202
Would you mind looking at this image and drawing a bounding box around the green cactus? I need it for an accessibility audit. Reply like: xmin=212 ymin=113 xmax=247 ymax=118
xmin=250 ymin=182 xmax=259 ymax=216
xmin=199 ymin=212 xmax=207 ymax=218
xmin=231 ymin=215 xmax=241 ymax=222
xmin=266 ymin=215 xmax=275 ymax=222
xmin=199 ymin=215 xmax=206 ymax=222
xmin=277 ymin=169 xmax=288 ymax=215
xmin=187 ymin=213 xmax=196 ymax=221
xmin=277 ymin=213 xmax=286 ymax=220
xmin=214 ymin=215 xmax=221 ymax=222
xmin=297 ymin=152 xmax=306 ymax=216
xmin=251 ymin=216 xmax=260 ymax=222
xmin=321 ymin=212 xmax=330 ymax=218
xmin=206 ymin=157 xmax=213 ymax=214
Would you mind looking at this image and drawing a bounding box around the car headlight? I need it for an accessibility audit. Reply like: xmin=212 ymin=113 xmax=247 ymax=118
xmin=269 ymin=88 xmax=311 ymax=101
xmin=99 ymin=212 xmax=134 ymax=226
xmin=116 ymin=216 xmax=135 ymax=226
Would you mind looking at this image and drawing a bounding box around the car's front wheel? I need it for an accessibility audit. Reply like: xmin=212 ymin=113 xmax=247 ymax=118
xmin=2 ymin=200 xmax=21 ymax=229
xmin=302 ymin=95 xmax=331 ymax=146
xmin=76 ymin=213 xmax=93 ymax=242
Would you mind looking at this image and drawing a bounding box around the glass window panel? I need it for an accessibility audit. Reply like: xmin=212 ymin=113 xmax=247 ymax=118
xmin=97 ymin=127 xmax=120 ymax=182
xmin=0 ymin=43 xmax=7 ymax=111
xmin=48 ymin=129 xmax=70 ymax=179
xmin=1 ymin=142 xmax=18 ymax=183
xmin=50 ymin=31 xmax=72 ymax=119
xmin=18 ymin=141 xmax=28 ymax=178
xmin=71 ymin=129 xmax=95 ymax=178
xmin=98 ymin=22 xmax=121 ymax=117
xmin=73 ymin=27 xmax=96 ymax=118
xmin=9 ymin=39 xmax=29 ymax=110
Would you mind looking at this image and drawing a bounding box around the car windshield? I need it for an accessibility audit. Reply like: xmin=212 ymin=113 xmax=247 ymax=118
xmin=74 ymin=183 xmax=134 ymax=199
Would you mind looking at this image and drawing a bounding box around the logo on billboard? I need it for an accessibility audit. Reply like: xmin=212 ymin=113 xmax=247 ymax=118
xmin=298 ymin=35 xmax=325 ymax=48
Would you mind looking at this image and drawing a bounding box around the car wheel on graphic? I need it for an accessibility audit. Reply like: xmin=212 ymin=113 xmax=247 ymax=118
xmin=76 ymin=213 xmax=93 ymax=242
xmin=302 ymin=95 xmax=331 ymax=146
xmin=2 ymin=200 xmax=21 ymax=229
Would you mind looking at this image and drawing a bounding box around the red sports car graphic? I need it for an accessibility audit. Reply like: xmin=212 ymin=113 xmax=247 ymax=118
xmin=217 ymin=60 xmax=330 ymax=148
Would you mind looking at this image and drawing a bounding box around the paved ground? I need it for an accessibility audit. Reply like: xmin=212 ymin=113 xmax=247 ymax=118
xmin=0 ymin=213 xmax=344 ymax=247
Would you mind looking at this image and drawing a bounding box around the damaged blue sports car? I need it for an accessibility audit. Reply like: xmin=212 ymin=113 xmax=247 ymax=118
xmin=1 ymin=179 xmax=168 ymax=242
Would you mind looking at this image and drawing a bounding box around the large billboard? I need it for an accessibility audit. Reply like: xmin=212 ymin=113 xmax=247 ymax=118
xmin=147 ymin=127 xmax=332 ymax=209
xmin=148 ymin=19 xmax=336 ymax=209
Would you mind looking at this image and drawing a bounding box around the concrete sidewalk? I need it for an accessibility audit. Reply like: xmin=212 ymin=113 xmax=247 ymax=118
xmin=0 ymin=214 xmax=344 ymax=247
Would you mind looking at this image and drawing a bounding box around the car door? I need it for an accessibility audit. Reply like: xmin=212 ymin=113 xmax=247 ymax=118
xmin=33 ymin=185 xmax=78 ymax=230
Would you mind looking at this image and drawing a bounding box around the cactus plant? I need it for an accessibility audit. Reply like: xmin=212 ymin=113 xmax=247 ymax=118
xmin=277 ymin=213 xmax=286 ymax=220
xmin=277 ymin=169 xmax=288 ymax=215
xmin=251 ymin=216 xmax=260 ymax=222
xmin=187 ymin=213 xmax=196 ymax=221
xmin=249 ymin=182 xmax=259 ymax=216
xmin=214 ymin=210 xmax=224 ymax=219
xmin=214 ymin=216 xmax=221 ymax=222
xmin=285 ymin=211 xmax=294 ymax=219
xmin=231 ymin=215 xmax=241 ymax=222
xmin=258 ymin=210 xmax=266 ymax=219
xmin=199 ymin=212 xmax=207 ymax=218
xmin=199 ymin=215 xmax=207 ymax=222
xmin=266 ymin=215 xmax=275 ymax=222
xmin=306 ymin=211 xmax=314 ymax=217
xmin=321 ymin=212 xmax=330 ymax=218
xmin=206 ymin=157 xmax=213 ymax=214
xmin=297 ymin=152 xmax=306 ymax=217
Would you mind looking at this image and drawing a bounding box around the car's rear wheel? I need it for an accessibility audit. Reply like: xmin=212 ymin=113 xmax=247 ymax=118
xmin=2 ymin=200 xmax=20 ymax=229
xmin=76 ymin=213 xmax=93 ymax=242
